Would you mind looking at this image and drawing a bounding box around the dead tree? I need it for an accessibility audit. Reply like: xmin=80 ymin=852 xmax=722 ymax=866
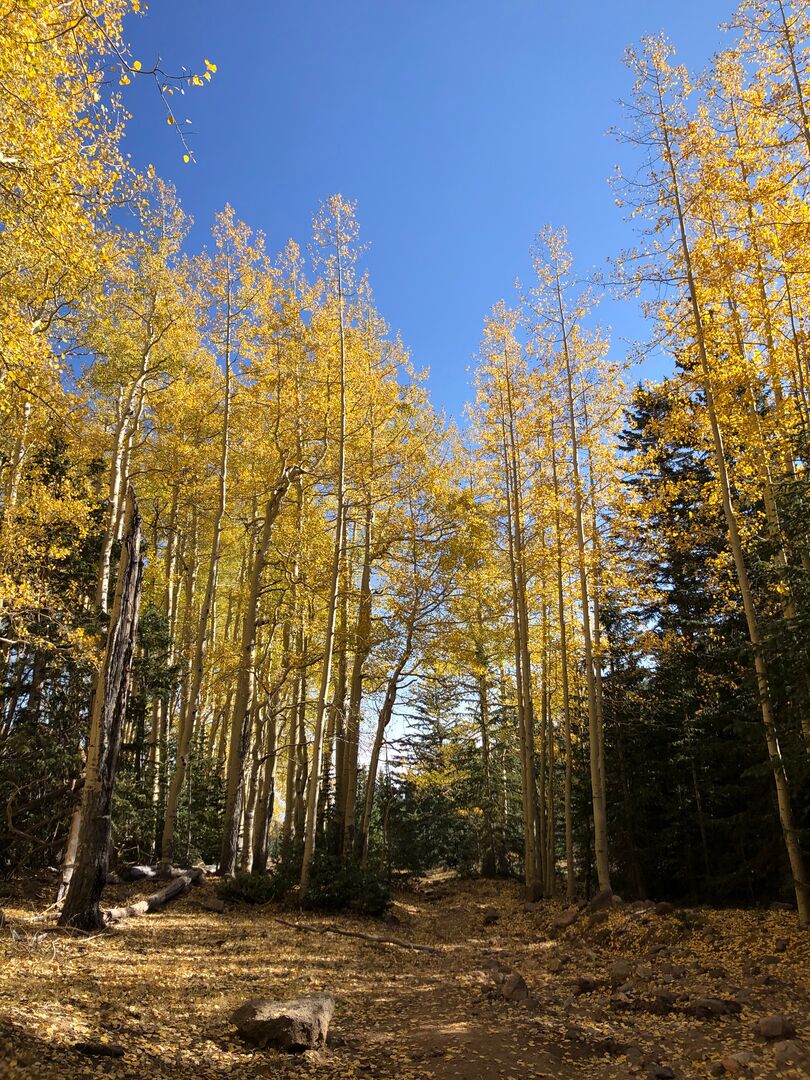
xmin=58 ymin=487 xmax=144 ymax=929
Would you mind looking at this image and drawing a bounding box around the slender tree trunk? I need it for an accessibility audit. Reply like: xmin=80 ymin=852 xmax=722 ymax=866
xmin=553 ymin=270 xmax=611 ymax=893
xmin=219 ymin=466 xmax=299 ymax=876
xmin=161 ymin=338 xmax=231 ymax=865
xmin=300 ymin=239 xmax=348 ymax=893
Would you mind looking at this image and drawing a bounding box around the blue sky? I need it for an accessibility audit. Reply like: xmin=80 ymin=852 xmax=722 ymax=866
xmin=122 ymin=1 xmax=737 ymax=418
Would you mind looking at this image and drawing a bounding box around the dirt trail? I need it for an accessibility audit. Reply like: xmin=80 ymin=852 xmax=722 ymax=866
xmin=0 ymin=875 xmax=807 ymax=1078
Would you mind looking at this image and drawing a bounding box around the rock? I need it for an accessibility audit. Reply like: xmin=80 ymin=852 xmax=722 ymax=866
xmin=482 ymin=907 xmax=500 ymax=926
xmin=651 ymin=989 xmax=677 ymax=1013
xmin=500 ymin=970 xmax=529 ymax=1003
xmin=773 ymin=1039 xmax=806 ymax=1067
xmin=587 ymin=887 xmax=614 ymax=913
xmin=230 ymin=992 xmax=335 ymax=1051
xmin=201 ymin=896 xmax=226 ymax=913
xmin=553 ymin=907 xmax=580 ymax=929
xmin=610 ymin=991 xmax=634 ymax=1009
xmin=488 ymin=964 xmax=530 ymax=1003
xmin=654 ymin=901 xmax=675 ymax=916
xmin=609 ymin=959 xmax=634 ymax=985
xmin=774 ymin=938 xmax=788 ymax=954
xmin=755 ymin=1015 xmax=796 ymax=1041
xmin=719 ymin=1051 xmax=752 ymax=1075
xmin=74 ymin=1043 xmax=125 ymax=1059
xmin=685 ymin=997 xmax=742 ymax=1019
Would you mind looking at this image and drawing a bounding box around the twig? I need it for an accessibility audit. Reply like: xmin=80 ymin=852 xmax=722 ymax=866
xmin=269 ymin=915 xmax=442 ymax=955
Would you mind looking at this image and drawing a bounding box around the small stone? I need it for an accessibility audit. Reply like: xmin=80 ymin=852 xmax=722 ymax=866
xmin=609 ymin=959 xmax=633 ymax=985
xmin=500 ymin=970 xmax=529 ymax=1003
xmin=755 ymin=1015 xmax=796 ymax=1041
xmin=773 ymin=1039 xmax=806 ymax=1067
xmin=686 ymin=997 xmax=742 ymax=1019
xmin=553 ymin=907 xmax=580 ymax=929
xmin=720 ymin=1051 xmax=752 ymax=1075
xmin=651 ymin=989 xmax=677 ymax=1013
xmin=587 ymin=887 xmax=614 ymax=913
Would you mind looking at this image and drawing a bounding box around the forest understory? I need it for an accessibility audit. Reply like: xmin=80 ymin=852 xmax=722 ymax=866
xmin=0 ymin=874 xmax=807 ymax=1080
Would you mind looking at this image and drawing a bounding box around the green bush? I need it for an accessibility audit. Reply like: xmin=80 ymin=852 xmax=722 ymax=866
xmin=302 ymin=850 xmax=390 ymax=916
xmin=217 ymin=870 xmax=289 ymax=905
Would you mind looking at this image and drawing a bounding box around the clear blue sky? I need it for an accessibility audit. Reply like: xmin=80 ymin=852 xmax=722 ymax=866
xmin=122 ymin=1 xmax=737 ymax=417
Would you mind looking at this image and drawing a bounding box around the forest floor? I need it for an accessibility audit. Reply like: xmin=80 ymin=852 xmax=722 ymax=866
xmin=0 ymin=873 xmax=807 ymax=1079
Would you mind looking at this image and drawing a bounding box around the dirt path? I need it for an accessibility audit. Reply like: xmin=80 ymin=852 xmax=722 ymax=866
xmin=0 ymin=876 xmax=807 ymax=1078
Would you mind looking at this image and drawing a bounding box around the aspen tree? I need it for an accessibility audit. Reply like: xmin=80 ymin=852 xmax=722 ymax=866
xmin=621 ymin=36 xmax=809 ymax=922
xmin=529 ymin=228 xmax=612 ymax=894
xmin=300 ymin=196 xmax=358 ymax=894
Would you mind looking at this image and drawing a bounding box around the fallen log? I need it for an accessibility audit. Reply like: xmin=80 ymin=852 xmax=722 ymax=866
xmin=105 ymin=868 xmax=204 ymax=923
xmin=270 ymin=915 xmax=442 ymax=955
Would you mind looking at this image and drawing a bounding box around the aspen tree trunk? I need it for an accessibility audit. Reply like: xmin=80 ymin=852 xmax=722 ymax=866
xmin=358 ymin=637 xmax=412 ymax=865
xmin=3 ymin=400 xmax=29 ymax=519
xmin=282 ymin=645 xmax=303 ymax=852
xmin=654 ymin=76 xmax=810 ymax=922
xmin=475 ymin=634 xmax=498 ymax=877
xmin=96 ymin=311 xmax=156 ymax=614
xmin=300 ymin=238 xmax=348 ymax=893
xmin=59 ymin=488 xmax=143 ymax=928
xmin=161 ymin=336 xmax=231 ymax=865
xmin=252 ymin=707 xmax=281 ymax=874
xmin=775 ymin=0 xmax=810 ymax=161
xmin=321 ymin=517 xmax=350 ymax=842
xmin=722 ymin=295 xmax=810 ymax=753
xmin=294 ymin=654 xmax=308 ymax=843
xmin=240 ymin=699 xmax=263 ymax=873
xmin=553 ymin=271 xmax=611 ymax=893
xmin=550 ymin=428 xmax=576 ymax=902
xmin=339 ymin=500 xmax=373 ymax=857
xmin=499 ymin=420 xmax=540 ymax=897
xmin=219 ymin=466 xmax=299 ymax=876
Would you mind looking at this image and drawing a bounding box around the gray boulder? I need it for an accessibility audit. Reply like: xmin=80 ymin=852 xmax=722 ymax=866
xmin=231 ymin=992 xmax=335 ymax=1051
